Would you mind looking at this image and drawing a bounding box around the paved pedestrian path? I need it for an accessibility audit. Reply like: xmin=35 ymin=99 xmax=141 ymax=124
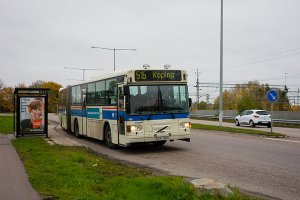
xmin=0 ymin=134 xmax=40 ymax=200
xmin=46 ymin=124 xmax=83 ymax=146
xmin=0 ymin=122 xmax=83 ymax=200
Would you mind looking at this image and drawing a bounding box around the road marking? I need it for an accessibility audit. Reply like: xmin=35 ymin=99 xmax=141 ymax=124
xmin=264 ymin=138 xmax=300 ymax=143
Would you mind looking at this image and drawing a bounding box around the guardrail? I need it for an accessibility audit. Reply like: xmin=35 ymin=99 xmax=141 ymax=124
xmin=273 ymin=119 xmax=300 ymax=124
xmin=190 ymin=114 xmax=300 ymax=125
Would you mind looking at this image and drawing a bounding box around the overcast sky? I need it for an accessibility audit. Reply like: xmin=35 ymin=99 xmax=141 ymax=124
xmin=1 ymin=0 xmax=299 ymax=102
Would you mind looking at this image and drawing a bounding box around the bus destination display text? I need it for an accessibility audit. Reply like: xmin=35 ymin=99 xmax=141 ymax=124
xmin=135 ymin=70 xmax=181 ymax=81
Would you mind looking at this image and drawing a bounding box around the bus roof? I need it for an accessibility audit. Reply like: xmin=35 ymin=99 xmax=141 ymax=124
xmin=67 ymin=67 xmax=187 ymax=87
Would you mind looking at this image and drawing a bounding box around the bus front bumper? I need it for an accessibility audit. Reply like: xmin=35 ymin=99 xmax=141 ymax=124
xmin=125 ymin=133 xmax=191 ymax=144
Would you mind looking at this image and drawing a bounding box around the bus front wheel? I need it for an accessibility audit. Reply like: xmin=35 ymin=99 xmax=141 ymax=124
xmin=104 ymin=125 xmax=117 ymax=149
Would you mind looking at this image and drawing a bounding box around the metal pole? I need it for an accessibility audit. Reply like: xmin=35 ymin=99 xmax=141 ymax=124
xmin=271 ymin=103 xmax=274 ymax=133
xmin=284 ymin=72 xmax=288 ymax=86
xmin=13 ymin=92 xmax=15 ymax=136
xmin=83 ymin=69 xmax=85 ymax=81
xmin=219 ymin=0 xmax=224 ymax=127
xmin=113 ymin=48 xmax=116 ymax=71
xmin=196 ymin=69 xmax=200 ymax=109
xmin=297 ymin=88 xmax=300 ymax=107
xmin=91 ymin=46 xmax=135 ymax=72
xmin=64 ymin=67 xmax=102 ymax=81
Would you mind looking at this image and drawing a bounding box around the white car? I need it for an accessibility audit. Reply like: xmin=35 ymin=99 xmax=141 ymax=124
xmin=235 ymin=110 xmax=271 ymax=128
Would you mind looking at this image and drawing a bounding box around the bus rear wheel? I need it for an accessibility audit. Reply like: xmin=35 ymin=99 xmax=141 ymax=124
xmin=104 ymin=125 xmax=117 ymax=149
xmin=74 ymin=120 xmax=81 ymax=138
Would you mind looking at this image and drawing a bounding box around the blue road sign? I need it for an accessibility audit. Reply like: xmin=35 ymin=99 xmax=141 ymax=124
xmin=267 ymin=89 xmax=278 ymax=103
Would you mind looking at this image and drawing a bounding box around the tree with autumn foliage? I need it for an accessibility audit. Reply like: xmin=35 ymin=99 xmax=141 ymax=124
xmin=291 ymin=105 xmax=300 ymax=112
xmin=213 ymin=81 xmax=291 ymax=113
xmin=192 ymin=101 xmax=214 ymax=110
xmin=0 ymin=79 xmax=13 ymax=112
xmin=0 ymin=79 xmax=3 ymax=89
xmin=29 ymin=80 xmax=62 ymax=113
xmin=0 ymin=86 xmax=14 ymax=112
xmin=0 ymin=79 xmax=62 ymax=113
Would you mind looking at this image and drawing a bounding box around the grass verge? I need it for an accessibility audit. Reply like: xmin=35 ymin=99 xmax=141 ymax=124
xmin=13 ymin=138 xmax=256 ymax=200
xmin=0 ymin=116 xmax=13 ymax=134
xmin=192 ymin=123 xmax=285 ymax=138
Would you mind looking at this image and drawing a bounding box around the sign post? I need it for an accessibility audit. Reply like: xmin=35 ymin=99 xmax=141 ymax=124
xmin=267 ymin=89 xmax=279 ymax=133
xmin=14 ymin=88 xmax=49 ymax=138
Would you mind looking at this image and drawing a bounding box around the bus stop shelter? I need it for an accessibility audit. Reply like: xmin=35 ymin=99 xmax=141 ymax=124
xmin=14 ymin=88 xmax=49 ymax=138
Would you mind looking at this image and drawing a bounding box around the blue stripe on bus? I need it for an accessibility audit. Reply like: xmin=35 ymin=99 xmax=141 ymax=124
xmin=87 ymin=108 xmax=101 ymax=119
xmin=103 ymin=110 xmax=117 ymax=120
xmin=71 ymin=109 xmax=86 ymax=117
xmin=71 ymin=109 xmax=189 ymax=121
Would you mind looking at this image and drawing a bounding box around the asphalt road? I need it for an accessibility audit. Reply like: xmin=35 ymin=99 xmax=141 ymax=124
xmin=49 ymin=114 xmax=300 ymax=200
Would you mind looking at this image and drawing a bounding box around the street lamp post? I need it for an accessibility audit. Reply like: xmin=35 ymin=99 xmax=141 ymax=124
xmin=219 ymin=0 xmax=224 ymax=127
xmin=64 ymin=67 xmax=103 ymax=81
xmin=91 ymin=46 xmax=136 ymax=71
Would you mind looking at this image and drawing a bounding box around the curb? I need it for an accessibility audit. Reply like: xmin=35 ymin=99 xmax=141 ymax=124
xmin=190 ymin=178 xmax=232 ymax=197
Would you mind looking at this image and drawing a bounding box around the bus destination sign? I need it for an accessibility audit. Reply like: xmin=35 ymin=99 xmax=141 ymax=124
xmin=135 ymin=70 xmax=182 ymax=82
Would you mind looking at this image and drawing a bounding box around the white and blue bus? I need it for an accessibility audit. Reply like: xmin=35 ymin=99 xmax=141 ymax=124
xmin=58 ymin=66 xmax=191 ymax=148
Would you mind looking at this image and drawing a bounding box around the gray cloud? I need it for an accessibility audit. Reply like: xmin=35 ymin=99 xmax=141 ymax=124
xmin=0 ymin=0 xmax=299 ymax=101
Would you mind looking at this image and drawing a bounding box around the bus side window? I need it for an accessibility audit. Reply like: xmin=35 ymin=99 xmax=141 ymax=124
xmin=96 ymin=81 xmax=105 ymax=105
xmin=71 ymin=86 xmax=81 ymax=104
xmin=87 ymin=82 xmax=96 ymax=105
xmin=106 ymin=78 xmax=117 ymax=105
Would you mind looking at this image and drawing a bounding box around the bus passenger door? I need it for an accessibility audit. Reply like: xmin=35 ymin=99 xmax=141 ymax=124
xmin=117 ymin=85 xmax=126 ymax=145
xmin=81 ymin=88 xmax=87 ymax=136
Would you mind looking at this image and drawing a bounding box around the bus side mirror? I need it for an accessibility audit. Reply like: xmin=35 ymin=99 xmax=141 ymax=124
xmin=189 ymin=98 xmax=192 ymax=108
xmin=123 ymin=86 xmax=130 ymax=96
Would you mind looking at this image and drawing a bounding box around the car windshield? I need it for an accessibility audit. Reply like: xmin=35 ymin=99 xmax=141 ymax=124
xmin=256 ymin=111 xmax=268 ymax=115
xmin=128 ymin=85 xmax=189 ymax=115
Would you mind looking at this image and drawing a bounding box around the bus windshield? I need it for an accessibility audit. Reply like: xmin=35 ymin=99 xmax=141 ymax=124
xmin=128 ymin=85 xmax=189 ymax=115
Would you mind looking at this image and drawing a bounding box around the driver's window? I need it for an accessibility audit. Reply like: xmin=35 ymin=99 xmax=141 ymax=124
xmin=118 ymin=87 xmax=124 ymax=109
xmin=129 ymin=86 xmax=148 ymax=113
xmin=129 ymin=86 xmax=138 ymax=96
xmin=129 ymin=86 xmax=147 ymax=96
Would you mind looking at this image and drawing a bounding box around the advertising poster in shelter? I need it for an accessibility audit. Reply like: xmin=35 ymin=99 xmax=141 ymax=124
xmin=20 ymin=97 xmax=45 ymax=133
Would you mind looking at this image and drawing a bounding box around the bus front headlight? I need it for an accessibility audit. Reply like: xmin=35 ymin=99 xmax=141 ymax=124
xmin=180 ymin=122 xmax=191 ymax=129
xmin=127 ymin=125 xmax=143 ymax=132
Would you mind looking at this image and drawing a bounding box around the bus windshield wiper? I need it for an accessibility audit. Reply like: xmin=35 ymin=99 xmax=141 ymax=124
xmin=156 ymin=126 xmax=168 ymax=133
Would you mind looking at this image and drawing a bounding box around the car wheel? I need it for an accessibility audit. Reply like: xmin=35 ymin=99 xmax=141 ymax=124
xmin=235 ymin=120 xmax=240 ymax=126
xmin=250 ymin=120 xmax=255 ymax=127
xmin=267 ymin=123 xmax=271 ymax=128
xmin=104 ymin=125 xmax=117 ymax=149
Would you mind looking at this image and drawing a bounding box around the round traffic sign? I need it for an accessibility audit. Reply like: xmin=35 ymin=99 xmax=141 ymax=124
xmin=267 ymin=89 xmax=278 ymax=103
